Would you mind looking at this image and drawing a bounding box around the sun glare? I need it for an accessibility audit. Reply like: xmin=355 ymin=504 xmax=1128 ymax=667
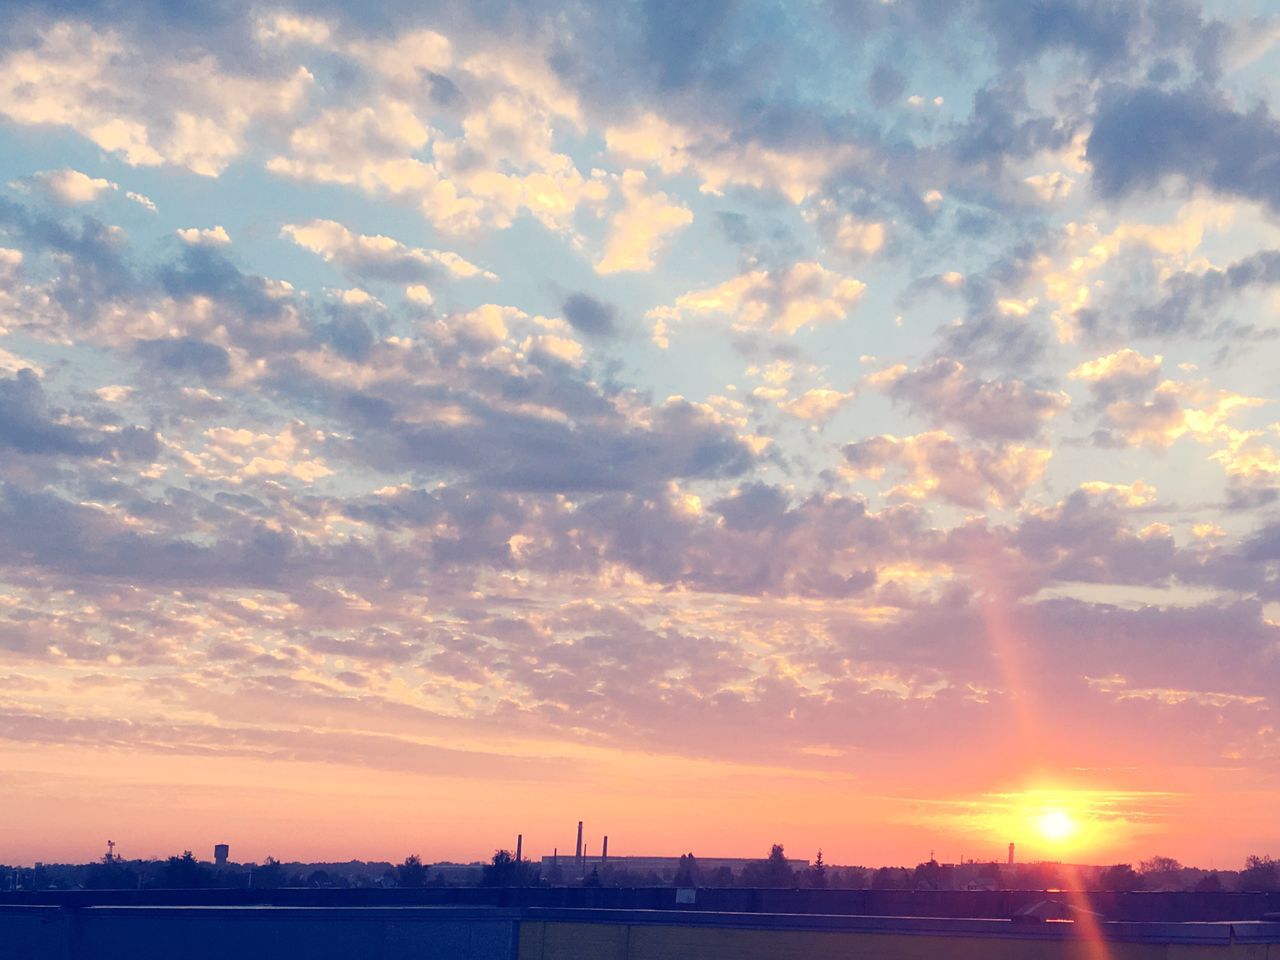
xmin=1037 ymin=809 xmax=1077 ymax=843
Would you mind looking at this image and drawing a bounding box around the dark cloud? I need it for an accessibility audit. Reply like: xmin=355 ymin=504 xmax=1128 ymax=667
xmin=0 ymin=369 xmax=158 ymax=460
xmin=1130 ymin=249 xmax=1280 ymax=338
xmin=975 ymin=0 xmax=1140 ymax=68
xmin=868 ymin=62 xmax=906 ymax=107
xmin=904 ymin=236 xmax=1054 ymax=372
xmin=1088 ymin=86 xmax=1280 ymax=212
xmin=934 ymin=311 xmax=1047 ymax=371
xmin=1243 ymin=522 xmax=1280 ymax=562
xmin=0 ymin=202 xmax=139 ymax=319
xmin=135 ymin=337 xmax=232 ymax=380
xmin=0 ymin=483 xmax=358 ymax=589
xmin=349 ymin=393 xmax=757 ymax=492
xmin=157 ymin=245 xmax=285 ymax=325
xmin=950 ymin=76 xmax=1076 ymax=169
xmin=319 ymin=312 xmax=376 ymax=362
xmin=1006 ymin=488 xmax=1178 ymax=587
xmin=880 ymin=359 xmax=1067 ymax=440
xmin=641 ymin=0 xmax=735 ymax=89
xmin=561 ymin=292 xmax=618 ymax=337
xmin=1226 ymin=483 xmax=1278 ymax=512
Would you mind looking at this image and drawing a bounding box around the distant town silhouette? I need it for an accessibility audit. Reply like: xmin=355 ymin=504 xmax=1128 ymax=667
xmin=8 ymin=840 xmax=1279 ymax=894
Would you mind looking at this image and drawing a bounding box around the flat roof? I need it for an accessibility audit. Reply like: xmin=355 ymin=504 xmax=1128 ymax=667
xmin=522 ymin=908 xmax=1280 ymax=943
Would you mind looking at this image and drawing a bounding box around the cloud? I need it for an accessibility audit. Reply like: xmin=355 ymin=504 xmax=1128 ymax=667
xmin=1088 ymin=86 xmax=1280 ymax=212
xmin=346 ymin=391 xmax=758 ymax=493
xmin=266 ymin=35 xmax=608 ymax=235
xmin=125 ymin=190 xmax=156 ymax=211
xmin=0 ymin=346 xmax=40 ymax=376
xmin=779 ymin=388 xmax=854 ymax=423
xmin=594 ymin=170 xmax=692 ymax=274
xmin=281 ymin=219 xmax=493 ymax=281
xmin=1128 ymin=249 xmax=1280 ymax=338
xmin=805 ymin=198 xmax=888 ymax=260
xmin=134 ymin=337 xmax=232 ymax=381
xmin=254 ymin=11 xmax=333 ymax=47
xmin=1087 ymin=378 xmax=1263 ymax=450
xmin=561 ymin=293 xmax=618 ymax=337
xmin=193 ymin=424 xmax=333 ymax=484
xmin=21 ymin=168 xmax=117 ymax=204
xmin=0 ymin=21 xmax=312 ymax=176
xmin=648 ymin=261 xmax=865 ymax=345
xmin=843 ymin=431 xmax=1050 ymax=508
xmin=868 ymin=62 xmax=907 ymax=107
xmin=873 ymin=358 xmax=1069 ymax=440
xmin=0 ymin=368 xmax=157 ymax=460
xmin=1210 ymin=424 xmax=1280 ymax=507
xmin=176 ymin=225 xmax=231 ymax=246
xmin=605 ymin=110 xmax=858 ymax=203
xmin=974 ymin=0 xmax=1140 ymax=68
xmin=1069 ymin=349 xmax=1163 ymax=402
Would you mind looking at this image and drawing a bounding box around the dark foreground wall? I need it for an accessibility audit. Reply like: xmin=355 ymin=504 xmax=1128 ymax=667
xmin=5 ymin=887 xmax=1280 ymax=922
xmin=3 ymin=906 xmax=1279 ymax=960
xmin=0 ymin=906 xmax=519 ymax=960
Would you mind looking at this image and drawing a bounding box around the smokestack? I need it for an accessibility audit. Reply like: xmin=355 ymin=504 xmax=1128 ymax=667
xmin=1008 ymin=842 xmax=1015 ymax=865
xmin=575 ymin=821 xmax=583 ymax=866
xmin=516 ymin=834 xmax=522 ymax=864
xmin=602 ymin=835 xmax=608 ymax=866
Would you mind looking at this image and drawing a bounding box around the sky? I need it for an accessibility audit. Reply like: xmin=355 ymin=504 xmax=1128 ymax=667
xmin=0 ymin=0 xmax=1279 ymax=871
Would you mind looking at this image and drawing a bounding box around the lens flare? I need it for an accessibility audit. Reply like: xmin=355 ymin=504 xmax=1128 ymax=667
xmin=1037 ymin=809 xmax=1077 ymax=843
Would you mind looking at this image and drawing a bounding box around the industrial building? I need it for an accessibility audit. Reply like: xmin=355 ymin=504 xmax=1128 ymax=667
xmin=538 ymin=855 xmax=810 ymax=881
xmin=537 ymin=821 xmax=809 ymax=881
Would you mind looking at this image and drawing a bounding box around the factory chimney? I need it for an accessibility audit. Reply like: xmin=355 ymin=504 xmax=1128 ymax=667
xmin=575 ymin=821 xmax=583 ymax=869
xmin=602 ymin=835 xmax=608 ymax=866
xmin=515 ymin=834 xmax=522 ymax=865
xmin=1008 ymin=842 xmax=1015 ymax=865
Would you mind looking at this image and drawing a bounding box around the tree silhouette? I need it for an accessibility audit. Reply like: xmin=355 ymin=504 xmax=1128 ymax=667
xmin=704 ymin=865 xmax=734 ymax=887
xmin=159 ymin=851 xmax=211 ymax=889
xmin=804 ymin=850 xmax=827 ymax=889
xmin=871 ymin=866 xmax=905 ymax=889
xmin=1138 ymin=855 xmax=1183 ymax=889
xmin=1240 ymin=855 xmax=1279 ymax=891
xmin=1139 ymin=855 xmax=1181 ymax=875
xmin=740 ymin=844 xmax=794 ymax=888
xmin=253 ymin=856 xmax=288 ymax=888
xmin=84 ymin=856 xmax=138 ymax=890
xmin=912 ymin=858 xmax=943 ymax=890
xmin=482 ymin=849 xmax=539 ymax=886
xmin=1099 ymin=863 xmax=1142 ymax=892
xmin=1194 ymin=872 xmax=1223 ymax=892
xmin=396 ymin=854 xmax=429 ymax=888
xmin=673 ymin=853 xmax=699 ymax=887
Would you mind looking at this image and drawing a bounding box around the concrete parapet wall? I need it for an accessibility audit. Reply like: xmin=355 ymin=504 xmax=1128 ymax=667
xmin=5 ymin=888 xmax=1280 ymax=922
xmin=0 ymin=905 xmax=520 ymax=960
xmin=2 ymin=904 xmax=1278 ymax=960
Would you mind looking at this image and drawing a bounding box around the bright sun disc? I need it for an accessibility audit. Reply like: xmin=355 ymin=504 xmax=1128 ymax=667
xmin=1038 ymin=809 xmax=1076 ymax=842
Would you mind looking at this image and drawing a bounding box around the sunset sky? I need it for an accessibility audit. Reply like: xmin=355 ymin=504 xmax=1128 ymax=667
xmin=1 ymin=0 xmax=1279 ymax=870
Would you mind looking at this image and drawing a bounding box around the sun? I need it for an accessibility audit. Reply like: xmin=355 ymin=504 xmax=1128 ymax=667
xmin=1037 ymin=809 xmax=1077 ymax=843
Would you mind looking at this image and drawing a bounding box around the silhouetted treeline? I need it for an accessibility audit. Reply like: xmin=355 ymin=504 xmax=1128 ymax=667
xmin=4 ymin=848 xmax=1278 ymax=893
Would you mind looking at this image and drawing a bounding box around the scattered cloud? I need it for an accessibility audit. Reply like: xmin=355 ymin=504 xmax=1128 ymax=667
xmin=20 ymin=168 xmax=117 ymax=205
